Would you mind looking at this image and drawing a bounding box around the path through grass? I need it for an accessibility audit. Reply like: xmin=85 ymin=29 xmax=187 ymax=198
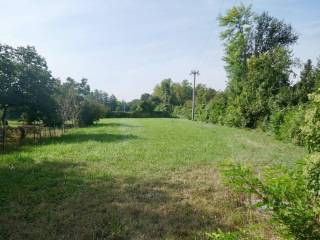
xmin=0 ymin=119 xmax=306 ymax=239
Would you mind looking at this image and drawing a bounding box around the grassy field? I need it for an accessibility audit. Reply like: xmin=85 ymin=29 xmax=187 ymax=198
xmin=0 ymin=118 xmax=306 ymax=239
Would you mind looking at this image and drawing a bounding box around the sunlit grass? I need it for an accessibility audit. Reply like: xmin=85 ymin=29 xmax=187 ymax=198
xmin=0 ymin=118 xmax=306 ymax=239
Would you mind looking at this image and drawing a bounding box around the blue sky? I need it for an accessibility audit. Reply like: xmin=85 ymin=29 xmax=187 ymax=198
xmin=1 ymin=0 xmax=320 ymax=100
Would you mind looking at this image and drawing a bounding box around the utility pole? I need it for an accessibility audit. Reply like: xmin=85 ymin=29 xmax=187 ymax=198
xmin=190 ymin=70 xmax=200 ymax=121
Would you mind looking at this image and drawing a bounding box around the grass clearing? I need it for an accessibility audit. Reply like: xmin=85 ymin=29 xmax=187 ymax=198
xmin=0 ymin=118 xmax=306 ymax=239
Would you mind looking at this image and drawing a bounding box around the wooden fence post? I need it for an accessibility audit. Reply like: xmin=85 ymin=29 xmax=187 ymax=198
xmin=39 ymin=124 xmax=42 ymax=142
xmin=1 ymin=126 xmax=4 ymax=153
xmin=33 ymin=122 xmax=36 ymax=144
xmin=1 ymin=105 xmax=8 ymax=153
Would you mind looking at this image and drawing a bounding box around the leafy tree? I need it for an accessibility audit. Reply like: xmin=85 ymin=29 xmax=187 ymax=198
xmin=241 ymin=47 xmax=293 ymax=127
xmin=78 ymin=78 xmax=91 ymax=96
xmin=127 ymin=99 xmax=141 ymax=112
xmin=219 ymin=5 xmax=298 ymax=128
xmin=294 ymin=59 xmax=317 ymax=104
xmin=0 ymin=44 xmax=18 ymax=110
xmin=253 ymin=12 xmax=298 ymax=56
xmin=206 ymin=92 xmax=228 ymax=125
xmin=134 ymin=93 xmax=161 ymax=113
xmin=196 ymin=84 xmax=216 ymax=106
xmin=108 ymin=94 xmax=119 ymax=112
xmin=0 ymin=44 xmax=60 ymax=125
xmin=219 ymin=4 xmax=253 ymax=98
xmin=91 ymin=89 xmax=109 ymax=106
xmin=153 ymin=79 xmax=175 ymax=109
xmin=171 ymin=80 xmax=193 ymax=106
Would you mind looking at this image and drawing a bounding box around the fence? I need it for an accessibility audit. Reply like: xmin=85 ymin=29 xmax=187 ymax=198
xmin=0 ymin=124 xmax=70 ymax=154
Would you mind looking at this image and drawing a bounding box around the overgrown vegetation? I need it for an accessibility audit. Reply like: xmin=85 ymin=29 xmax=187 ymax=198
xmin=220 ymin=153 xmax=320 ymax=239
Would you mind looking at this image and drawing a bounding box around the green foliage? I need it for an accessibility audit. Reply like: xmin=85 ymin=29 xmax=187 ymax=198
xmin=305 ymin=154 xmax=320 ymax=197
xmin=301 ymin=89 xmax=320 ymax=152
xmin=294 ymin=60 xmax=317 ymax=104
xmin=172 ymin=104 xmax=192 ymax=120
xmin=0 ymin=44 xmax=61 ymax=125
xmin=206 ymin=92 xmax=227 ymax=124
xmin=78 ymin=100 xmax=107 ymax=126
xmin=253 ymin=12 xmax=298 ymax=56
xmin=269 ymin=107 xmax=305 ymax=144
xmin=221 ymin=154 xmax=320 ymax=240
xmin=206 ymin=228 xmax=263 ymax=240
xmin=218 ymin=4 xmax=297 ymax=128
xmin=224 ymin=101 xmax=246 ymax=127
xmin=219 ymin=4 xmax=253 ymax=97
xmin=206 ymin=229 xmax=241 ymax=240
xmin=153 ymin=78 xmax=175 ymax=107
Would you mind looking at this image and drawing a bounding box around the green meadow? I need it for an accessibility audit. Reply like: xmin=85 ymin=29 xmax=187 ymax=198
xmin=0 ymin=119 xmax=306 ymax=239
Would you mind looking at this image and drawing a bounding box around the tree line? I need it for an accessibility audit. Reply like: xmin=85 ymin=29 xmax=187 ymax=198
xmin=0 ymin=45 xmax=128 ymax=128
xmin=128 ymin=4 xmax=320 ymax=153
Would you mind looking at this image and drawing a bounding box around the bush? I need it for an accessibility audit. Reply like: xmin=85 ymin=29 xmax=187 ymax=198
xmin=221 ymin=154 xmax=320 ymax=240
xmin=78 ymin=100 xmax=107 ymax=126
xmin=305 ymin=153 xmax=320 ymax=197
xmin=278 ymin=107 xmax=305 ymax=144
xmin=172 ymin=105 xmax=192 ymax=119
xmin=224 ymin=103 xmax=246 ymax=127
xmin=269 ymin=107 xmax=305 ymax=144
xmin=206 ymin=93 xmax=227 ymax=125
xmin=206 ymin=229 xmax=241 ymax=240
xmin=301 ymin=89 xmax=320 ymax=152
xmin=196 ymin=105 xmax=209 ymax=122
xmin=269 ymin=111 xmax=285 ymax=137
xmin=206 ymin=227 xmax=264 ymax=240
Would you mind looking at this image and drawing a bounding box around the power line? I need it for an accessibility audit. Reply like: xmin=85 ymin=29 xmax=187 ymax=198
xmin=190 ymin=70 xmax=200 ymax=121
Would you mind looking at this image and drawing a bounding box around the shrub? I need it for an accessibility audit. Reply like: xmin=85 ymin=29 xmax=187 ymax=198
xmin=269 ymin=107 xmax=305 ymax=144
xmin=301 ymin=89 xmax=320 ymax=152
xmin=305 ymin=153 xmax=320 ymax=197
xmin=221 ymin=154 xmax=320 ymax=240
xmin=224 ymin=103 xmax=246 ymax=128
xmin=196 ymin=105 xmax=209 ymax=122
xmin=78 ymin=100 xmax=107 ymax=126
xmin=206 ymin=93 xmax=227 ymax=125
xmin=206 ymin=229 xmax=241 ymax=240
xmin=269 ymin=111 xmax=285 ymax=138
xmin=206 ymin=228 xmax=264 ymax=240
xmin=278 ymin=107 xmax=305 ymax=144
xmin=172 ymin=105 xmax=191 ymax=119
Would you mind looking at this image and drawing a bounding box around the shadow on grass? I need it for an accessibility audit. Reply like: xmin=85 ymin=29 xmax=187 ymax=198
xmin=0 ymin=159 xmax=242 ymax=240
xmin=1 ymin=133 xmax=139 ymax=155
xmin=93 ymin=122 xmax=141 ymax=129
xmin=0 ymin=121 xmax=141 ymax=155
xmin=45 ymin=133 xmax=139 ymax=144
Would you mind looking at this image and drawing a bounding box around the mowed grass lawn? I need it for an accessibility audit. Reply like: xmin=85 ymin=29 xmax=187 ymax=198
xmin=0 ymin=118 xmax=306 ymax=239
